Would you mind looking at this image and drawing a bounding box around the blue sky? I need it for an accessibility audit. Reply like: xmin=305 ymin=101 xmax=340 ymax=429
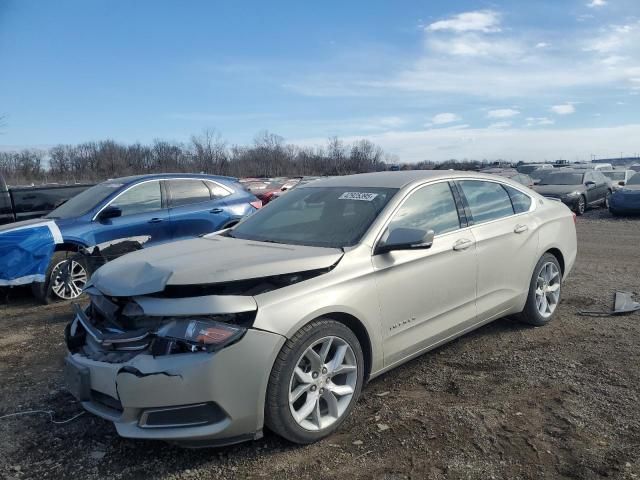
xmin=1 ymin=0 xmax=639 ymax=162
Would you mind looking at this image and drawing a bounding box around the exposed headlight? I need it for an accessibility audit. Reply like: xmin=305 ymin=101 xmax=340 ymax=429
xmin=563 ymin=191 xmax=581 ymax=197
xmin=153 ymin=319 xmax=246 ymax=354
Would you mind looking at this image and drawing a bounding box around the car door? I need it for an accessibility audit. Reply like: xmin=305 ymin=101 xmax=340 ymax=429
xmin=92 ymin=180 xmax=171 ymax=247
xmin=593 ymin=171 xmax=609 ymax=202
xmin=372 ymin=181 xmax=478 ymax=367
xmin=166 ymin=179 xmax=232 ymax=240
xmin=456 ymin=179 xmax=539 ymax=322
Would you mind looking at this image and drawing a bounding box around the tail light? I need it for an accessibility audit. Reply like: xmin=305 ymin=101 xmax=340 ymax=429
xmin=250 ymin=200 xmax=262 ymax=209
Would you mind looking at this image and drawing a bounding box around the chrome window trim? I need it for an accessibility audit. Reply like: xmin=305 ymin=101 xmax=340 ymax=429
xmin=369 ymin=176 xmax=536 ymax=254
xmin=92 ymin=177 xmax=232 ymax=221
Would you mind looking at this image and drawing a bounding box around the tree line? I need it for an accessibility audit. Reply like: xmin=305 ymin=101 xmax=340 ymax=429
xmin=0 ymin=129 xmax=504 ymax=185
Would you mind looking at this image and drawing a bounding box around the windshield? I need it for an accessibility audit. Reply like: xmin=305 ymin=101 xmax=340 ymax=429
xmin=45 ymin=182 xmax=123 ymax=219
xmin=628 ymin=174 xmax=640 ymax=186
xmin=230 ymin=186 xmax=398 ymax=248
xmin=602 ymin=171 xmax=625 ymax=181
xmin=536 ymin=171 xmax=584 ymax=186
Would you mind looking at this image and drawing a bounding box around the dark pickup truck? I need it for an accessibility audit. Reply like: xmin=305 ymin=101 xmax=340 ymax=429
xmin=0 ymin=174 xmax=92 ymax=225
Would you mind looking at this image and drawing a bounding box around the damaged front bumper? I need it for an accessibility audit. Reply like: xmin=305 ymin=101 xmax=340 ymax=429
xmin=64 ymin=304 xmax=285 ymax=446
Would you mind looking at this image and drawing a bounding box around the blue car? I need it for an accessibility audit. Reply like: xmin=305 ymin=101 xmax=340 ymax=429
xmin=35 ymin=173 xmax=260 ymax=301
xmin=609 ymin=173 xmax=640 ymax=216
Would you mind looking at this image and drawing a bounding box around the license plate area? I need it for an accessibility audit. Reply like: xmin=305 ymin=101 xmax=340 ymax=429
xmin=64 ymin=356 xmax=90 ymax=401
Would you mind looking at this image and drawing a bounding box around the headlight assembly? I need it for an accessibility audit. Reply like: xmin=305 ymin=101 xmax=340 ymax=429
xmin=153 ymin=319 xmax=246 ymax=354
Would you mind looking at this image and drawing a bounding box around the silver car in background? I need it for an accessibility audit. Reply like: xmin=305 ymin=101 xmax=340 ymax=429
xmin=64 ymin=171 xmax=577 ymax=446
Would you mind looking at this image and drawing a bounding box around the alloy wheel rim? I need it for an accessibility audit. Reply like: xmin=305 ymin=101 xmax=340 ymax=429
xmin=578 ymin=198 xmax=585 ymax=214
xmin=288 ymin=336 xmax=358 ymax=431
xmin=51 ymin=259 xmax=87 ymax=300
xmin=535 ymin=262 xmax=561 ymax=318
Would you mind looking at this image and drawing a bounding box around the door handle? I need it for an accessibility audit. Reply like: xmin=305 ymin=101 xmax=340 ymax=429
xmin=453 ymin=238 xmax=473 ymax=251
xmin=514 ymin=224 xmax=529 ymax=234
xmin=210 ymin=208 xmax=223 ymax=214
xmin=148 ymin=218 xmax=163 ymax=224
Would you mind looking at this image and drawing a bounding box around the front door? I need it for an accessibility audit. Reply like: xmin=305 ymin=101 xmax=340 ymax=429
xmin=372 ymin=181 xmax=477 ymax=367
xmin=92 ymin=180 xmax=171 ymax=248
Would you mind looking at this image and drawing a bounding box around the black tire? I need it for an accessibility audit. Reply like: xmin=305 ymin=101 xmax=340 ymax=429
xmin=515 ymin=253 xmax=562 ymax=327
xmin=31 ymin=251 xmax=87 ymax=304
xmin=265 ymin=319 xmax=364 ymax=444
xmin=575 ymin=195 xmax=586 ymax=215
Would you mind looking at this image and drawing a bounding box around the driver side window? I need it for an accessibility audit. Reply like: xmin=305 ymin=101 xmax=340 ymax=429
xmin=110 ymin=181 xmax=162 ymax=216
xmin=388 ymin=182 xmax=461 ymax=236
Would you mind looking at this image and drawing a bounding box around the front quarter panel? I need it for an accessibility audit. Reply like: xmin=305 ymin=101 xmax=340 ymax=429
xmin=253 ymin=246 xmax=385 ymax=374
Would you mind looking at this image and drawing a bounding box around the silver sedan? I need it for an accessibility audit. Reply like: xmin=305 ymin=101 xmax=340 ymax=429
xmin=64 ymin=171 xmax=577 ymax=446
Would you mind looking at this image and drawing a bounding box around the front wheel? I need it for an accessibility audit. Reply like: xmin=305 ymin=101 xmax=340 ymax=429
xmin=265 ymin=319 xmax=364 ymax=444
xmin=515 ymin=253 xmax=562 ymax=326
xmin=31 ymin=251 xmax=88 ymax=304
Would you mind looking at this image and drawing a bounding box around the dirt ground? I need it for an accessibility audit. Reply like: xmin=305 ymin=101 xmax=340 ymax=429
xmin=1 ymin=208 xmax=639 ymax=480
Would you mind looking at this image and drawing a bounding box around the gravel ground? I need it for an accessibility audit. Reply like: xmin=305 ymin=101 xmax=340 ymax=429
xmin=1 ymin=208 xmax=639 ymax=480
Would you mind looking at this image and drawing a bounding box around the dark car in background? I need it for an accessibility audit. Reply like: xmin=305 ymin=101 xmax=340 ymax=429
xmin=0 ymin=173 xmax=92 ymax=225
xmin=516 ymin=164 xmax=554 ymax=175
xmin=32 ymin=173 xmax=260 ymax=302
xmin=532 ymin=169 xmax=611 ymax=215
xmin=609 ymin=173 xmax=640 ymax=216
xmin=602 ymin=170 xmax=636 ymax=190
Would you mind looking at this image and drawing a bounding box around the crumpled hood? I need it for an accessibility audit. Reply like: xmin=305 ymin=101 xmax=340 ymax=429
xmin=532 ymin=185 xmax=584 ymax=197
xmin=87 ymin=235 xmax=343 ymax=297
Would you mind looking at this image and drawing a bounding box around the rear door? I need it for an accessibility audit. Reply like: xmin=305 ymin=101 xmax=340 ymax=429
xmin=166 ymin=179 xmax=232 ymax=239
xmin=456 ymin=179 xmax=539 ymax=322
xmin=92 ymin=180 xmax=171 ymax=247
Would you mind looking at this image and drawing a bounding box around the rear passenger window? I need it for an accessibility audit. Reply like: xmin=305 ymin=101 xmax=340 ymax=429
xmin=458 ymin=180 xmax=514 ymax=224
xmin=504 ymin=185 xmax=532 ymax=214
xmin=168 ymin=180 xmax=211 ymax=207
xmin=388 ymin=182 xmax=460 ymax=235
xmin=205 ymin=181 xmax=231 ymax=200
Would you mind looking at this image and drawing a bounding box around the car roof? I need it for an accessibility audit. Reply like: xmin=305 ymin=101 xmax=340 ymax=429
xmin=103 ymin=173 xmax=238 ymax=185
xmin=299 ymin=170 xmax=521 ymax=189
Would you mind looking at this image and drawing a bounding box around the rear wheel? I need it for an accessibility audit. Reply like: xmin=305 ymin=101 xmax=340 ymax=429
xmin=575 ymin=195 xmax=586 ymax=215
xmin=515 ymin=253 xmax=562 ymax=326
xmin=265 ymin=319 xmax=364 ymax=444
xmin=31 ymin=251 xmax=88 ymax=304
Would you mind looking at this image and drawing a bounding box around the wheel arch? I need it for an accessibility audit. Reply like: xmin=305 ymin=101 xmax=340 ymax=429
xmin=308 ymin=311 xmax=373 ymax=383
xmin=544 ymin=247 xmax=565 ymax=275
xmin=54 ymin=240 xmax=87 ymax=253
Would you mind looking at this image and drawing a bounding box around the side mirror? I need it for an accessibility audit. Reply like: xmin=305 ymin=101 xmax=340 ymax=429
xmin=375 ymin=228 xmax=435 ymax=255
xmin=98 ymin=206 xmax=122 ymax=221
xmin=619 ymin=181 xmax=626 ymax=186
xmin=585 ymin=181 xmax=596 ymax=189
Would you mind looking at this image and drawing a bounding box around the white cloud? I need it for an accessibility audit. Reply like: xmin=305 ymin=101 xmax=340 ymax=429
xmin=488 ymin=122 xmax=512 ymax=129
xmin=587 ymin=0 xmax=607 ymax=8
xmin=487 ymin=108 xmax=520 ymax=119
xmin=428 ymin=34 xmax=521 ymax=57
xmin=293 ymin=124 xmax=640 ymax=162
xmin=430 ymin=112 xmax=461 ymax=125
xmin=526 ymin=117 xmax=555 ymax=127
xmin=551 ymin=103 xmax=576 ymax=115
xmin=535 ymin=42 xmax=550 ymax=48
xmin=426 ymin=10 xmax=501 ymax=33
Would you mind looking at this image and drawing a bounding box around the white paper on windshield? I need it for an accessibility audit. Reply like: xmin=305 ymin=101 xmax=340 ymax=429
xmin=339 ymin=192 xmax=378 ymax=201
